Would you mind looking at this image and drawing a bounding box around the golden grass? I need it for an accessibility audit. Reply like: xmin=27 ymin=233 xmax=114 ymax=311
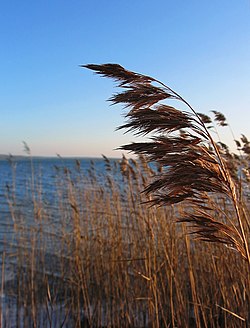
xmin=1 ymin=155 xmax=249 ymax=327
xmin=1 ymin=64 xmax=249 ymax=327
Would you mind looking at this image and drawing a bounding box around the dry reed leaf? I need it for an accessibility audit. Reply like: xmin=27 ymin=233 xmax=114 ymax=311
xmin=216 ymin=304 xmax=245 ymax=322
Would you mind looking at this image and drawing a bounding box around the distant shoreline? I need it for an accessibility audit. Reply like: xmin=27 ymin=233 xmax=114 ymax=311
xmin=0 ymin=154 xmax=121 ymax=161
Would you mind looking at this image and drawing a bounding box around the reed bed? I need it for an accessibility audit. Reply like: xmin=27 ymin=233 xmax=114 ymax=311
xmin=1 ymin=64 xmax=249 ymax=327
xmin=1 ymin=153 xmax=249 ymax=327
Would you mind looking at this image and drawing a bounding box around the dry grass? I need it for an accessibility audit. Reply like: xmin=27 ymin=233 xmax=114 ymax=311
xmin=1 ymin=154 xmax=249 ymax=327
xmin=0 ymin=64 xmax=249 ymax=327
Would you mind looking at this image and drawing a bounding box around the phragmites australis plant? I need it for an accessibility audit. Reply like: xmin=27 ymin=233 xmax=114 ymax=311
xmin=83 ymin=63 xmax=250 ymax=266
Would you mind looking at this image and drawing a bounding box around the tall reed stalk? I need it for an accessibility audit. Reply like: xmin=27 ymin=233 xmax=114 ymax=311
xmin=84 ymin=63 xmax=250 ymax=267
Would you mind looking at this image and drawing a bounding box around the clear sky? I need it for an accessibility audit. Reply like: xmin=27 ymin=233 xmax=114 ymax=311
xmin=1 ymin=1 xmax=250 ymax=157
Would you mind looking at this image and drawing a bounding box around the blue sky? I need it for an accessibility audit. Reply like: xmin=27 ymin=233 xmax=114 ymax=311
xmin=0 ymin=1 xmax=250 ymax=157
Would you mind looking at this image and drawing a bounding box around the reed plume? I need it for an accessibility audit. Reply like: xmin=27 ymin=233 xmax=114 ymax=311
xmin=83 ymin=63 xmax=250 ymax=263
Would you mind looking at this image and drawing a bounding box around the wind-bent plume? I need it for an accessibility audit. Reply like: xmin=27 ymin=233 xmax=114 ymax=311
xmin=83 ymin=63 xmax=250 ymax=263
